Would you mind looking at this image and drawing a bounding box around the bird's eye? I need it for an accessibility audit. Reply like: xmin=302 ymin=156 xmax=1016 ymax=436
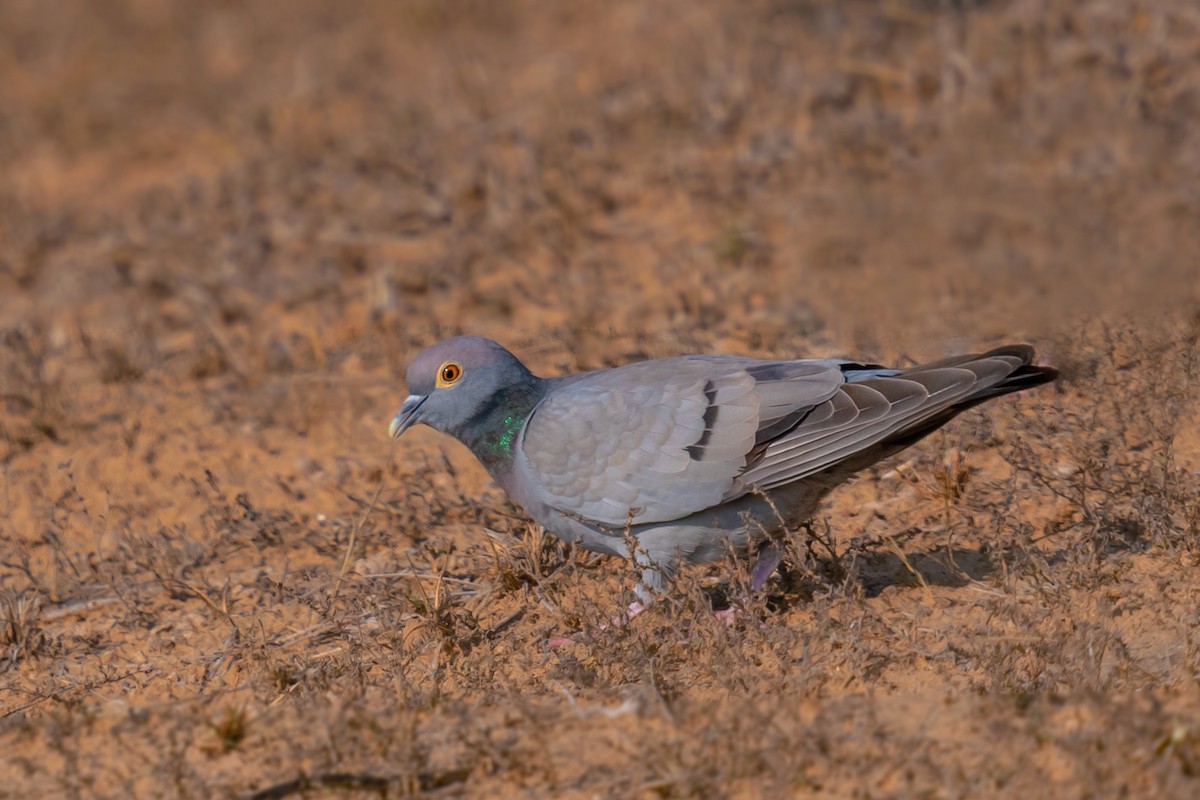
xmin=437 ymin=362 xmax=463 ymax=387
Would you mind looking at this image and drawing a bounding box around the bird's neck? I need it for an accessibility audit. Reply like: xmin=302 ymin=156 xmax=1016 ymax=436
xmin=453 ymin=379 xmax=546 ymax=476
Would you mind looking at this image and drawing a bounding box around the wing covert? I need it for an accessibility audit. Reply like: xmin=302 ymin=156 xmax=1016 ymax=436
xmin=519 ymin=356 xmax=845 ymax=526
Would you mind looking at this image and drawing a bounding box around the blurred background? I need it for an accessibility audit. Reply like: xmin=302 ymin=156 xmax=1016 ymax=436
xmin=2 ymin=0 xmax=1197 ymax=375
xmin=2 ymin=1 xmax=1200 ymax=796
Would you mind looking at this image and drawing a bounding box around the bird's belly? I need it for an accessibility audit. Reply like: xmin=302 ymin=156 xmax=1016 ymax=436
xmin=632 ymin=482 xmax=828 ymax=567
xmin=526 ymin=481 xmax=829 ymax=567
xmin=525 ymin=504 xmax=632 ymax=558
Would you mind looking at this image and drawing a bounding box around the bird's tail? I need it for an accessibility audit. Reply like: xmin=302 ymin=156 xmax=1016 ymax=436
xmin=880 ymin=345 xmax=1058 ymax=449
xmin=911 ymin=344 xmax=1057 ymax=405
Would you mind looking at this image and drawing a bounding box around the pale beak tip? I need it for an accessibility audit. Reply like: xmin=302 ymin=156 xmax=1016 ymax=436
xmin=388 ymin=395 xmax=427 ymax=440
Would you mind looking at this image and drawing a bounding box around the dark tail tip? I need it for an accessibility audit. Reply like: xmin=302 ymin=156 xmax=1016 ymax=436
xmin=977 ymin=343 xmax=1058 ymax=392
xmin=995 ymin=363 xmax=1059 ymax=392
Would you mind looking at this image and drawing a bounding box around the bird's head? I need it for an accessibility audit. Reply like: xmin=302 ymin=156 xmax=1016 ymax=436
xmin=389 ymin=336 xmax=536 ymax=440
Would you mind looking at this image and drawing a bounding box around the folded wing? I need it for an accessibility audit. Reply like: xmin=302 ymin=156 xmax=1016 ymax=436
xmin=519 ymin=356 xmax=843 ymax=526
xmin=519 ymin=347 xmax=1051 ymax=527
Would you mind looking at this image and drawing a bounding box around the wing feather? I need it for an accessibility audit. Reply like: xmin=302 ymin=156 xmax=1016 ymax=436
xmin=517 ymin=348 xmax=1039 ymax=527
xmin=519 ymin=356 xmax=843 ymax=526
xmin=739 ymin=366 xmax=998 ymax=490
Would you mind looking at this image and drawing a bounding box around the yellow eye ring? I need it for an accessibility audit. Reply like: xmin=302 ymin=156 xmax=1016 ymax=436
xmin=436 ymin=361 xmax=463 ymax=388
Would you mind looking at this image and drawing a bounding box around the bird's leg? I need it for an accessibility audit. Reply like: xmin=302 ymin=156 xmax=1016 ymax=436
xmin=544 ymin=554 xmax=663 ymax=648
xmin=711 ymin=541 xmax=784 ymax=626
xmin=632 ymin=555 xmax=667 ymax=617
xmin=749 ymin=541 xmax=785 ymax=593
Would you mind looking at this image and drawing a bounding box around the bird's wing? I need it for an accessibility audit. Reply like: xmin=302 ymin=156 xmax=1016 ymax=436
xmin=517 ymin=356 xmax=845 ymax=526
xmin=738 ymin=350 xmax=1033 ymax=490
xmin=518 ymin=348 xmax=1042 ymax=527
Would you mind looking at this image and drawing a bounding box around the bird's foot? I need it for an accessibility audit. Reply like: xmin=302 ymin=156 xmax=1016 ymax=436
xmin=545 ymin=602 xmax=645 ymax=649
xmin=546 ymin=632 xmax=585 ymax=648
xmin=713 ymin=607 xmax=740 ymax=625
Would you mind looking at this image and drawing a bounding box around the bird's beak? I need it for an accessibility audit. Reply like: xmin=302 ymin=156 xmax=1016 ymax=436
xmin=388 ymin=395 xmax=427 ymax=439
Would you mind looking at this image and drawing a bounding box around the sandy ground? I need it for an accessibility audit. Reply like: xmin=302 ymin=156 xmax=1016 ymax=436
xmin=2 ymin=0 xmax=1200 ymax=797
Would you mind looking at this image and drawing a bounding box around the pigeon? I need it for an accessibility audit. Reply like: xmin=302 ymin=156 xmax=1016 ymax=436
xmin=389 ymin=336 xmax=1057 ymax=600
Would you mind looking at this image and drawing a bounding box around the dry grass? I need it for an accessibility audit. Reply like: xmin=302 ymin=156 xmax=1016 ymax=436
xmin=2 ymin=0 xmax=1200 ymax=797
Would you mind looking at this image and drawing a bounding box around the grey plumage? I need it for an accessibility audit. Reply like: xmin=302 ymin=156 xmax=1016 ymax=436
xmin=389 ymin=336 xmax=1057 ymax=598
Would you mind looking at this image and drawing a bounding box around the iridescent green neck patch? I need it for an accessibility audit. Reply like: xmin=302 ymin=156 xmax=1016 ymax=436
xmin=456 ymin=384 xmax=543 ymax=475
xmin=491 ymin=413 xmax=524 ymax=456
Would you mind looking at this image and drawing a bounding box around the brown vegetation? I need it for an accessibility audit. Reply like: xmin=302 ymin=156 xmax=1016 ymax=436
xmin=2 ymin=1 xmax=1199 ymax=797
